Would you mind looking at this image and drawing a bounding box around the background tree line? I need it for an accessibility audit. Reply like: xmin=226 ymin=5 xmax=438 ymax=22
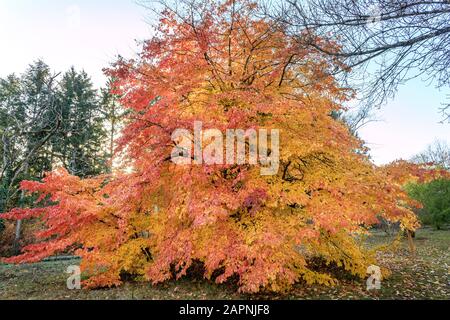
xmin=0 ymin=60 xmax=124 ymax=253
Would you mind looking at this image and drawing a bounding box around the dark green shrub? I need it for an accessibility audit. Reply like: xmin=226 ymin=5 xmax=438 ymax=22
xmin=406 ymin=179 xmax=450 ymax=230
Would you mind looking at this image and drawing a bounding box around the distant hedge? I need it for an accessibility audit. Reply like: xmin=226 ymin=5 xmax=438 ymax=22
xmin=406 ymin=179 xmax=450 ymax=230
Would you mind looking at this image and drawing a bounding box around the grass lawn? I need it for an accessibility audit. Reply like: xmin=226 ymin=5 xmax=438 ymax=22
xmin=0 ymin=227 xmax=449 ymax=300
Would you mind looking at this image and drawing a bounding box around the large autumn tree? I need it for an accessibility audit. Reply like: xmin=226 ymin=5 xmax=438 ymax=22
xmin=2 ymin=0 xmax=448 ymax=293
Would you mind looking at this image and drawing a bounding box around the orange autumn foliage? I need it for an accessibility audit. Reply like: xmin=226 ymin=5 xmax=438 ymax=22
xmin=2 ymin=1 xmax=448 ymax=293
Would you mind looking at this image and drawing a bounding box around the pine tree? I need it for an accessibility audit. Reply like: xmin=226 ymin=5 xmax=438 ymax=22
xmin=99 ymin=78 xmax=126 ymax=173
xmin=52 ymin=67 xmax=108 ymax=177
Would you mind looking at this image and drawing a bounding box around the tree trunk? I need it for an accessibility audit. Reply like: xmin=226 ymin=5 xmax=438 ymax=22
xmin=12 ymin=219 xmax=22 ymax=255
xmin=11 ymin=174 xmax=28 ymax=255
xmin=406 ymin=230 xmax=416 ymax=257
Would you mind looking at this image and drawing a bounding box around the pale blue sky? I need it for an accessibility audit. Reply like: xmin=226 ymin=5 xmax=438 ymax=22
xmin=0 ymin=0 xmax=448 ymax=165
xmin=0 ymin=0 xmax=153 ymax=85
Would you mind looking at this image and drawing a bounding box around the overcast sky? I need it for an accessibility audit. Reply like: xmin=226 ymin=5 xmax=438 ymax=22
xmin=0 ymin=0 xmax=448 ymax=165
